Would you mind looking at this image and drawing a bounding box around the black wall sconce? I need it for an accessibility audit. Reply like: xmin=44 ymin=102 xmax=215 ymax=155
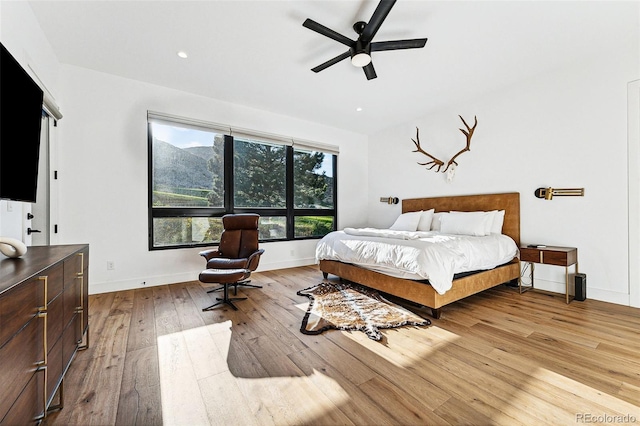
xmin=535 ymin=187 xmax=584 ymax=200
xmin=380 ymin=197 xmax=399 ymax=204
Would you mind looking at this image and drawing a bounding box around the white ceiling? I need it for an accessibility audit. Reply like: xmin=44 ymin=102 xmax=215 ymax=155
xmin=28 ymin=1 xmax=634 ymax=135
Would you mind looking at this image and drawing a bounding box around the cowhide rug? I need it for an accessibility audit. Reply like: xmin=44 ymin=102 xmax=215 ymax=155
xmin=296 ymin=281 xmax=431 ymax=341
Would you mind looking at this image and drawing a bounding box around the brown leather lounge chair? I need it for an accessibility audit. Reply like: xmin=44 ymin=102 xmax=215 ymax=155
xmin=198 ymin=214 xmax=265 ymax=311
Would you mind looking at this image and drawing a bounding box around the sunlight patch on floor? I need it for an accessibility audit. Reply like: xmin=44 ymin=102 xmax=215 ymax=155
xmin=485 ymin=357 xmax=640 ymax=425
xmin=525 ymin=365 xmax=640 ymax=418
xmin=157 ymin=321 xmax=350 ymax=426
xmin=341 ymin=325 xmax=461 ymax=368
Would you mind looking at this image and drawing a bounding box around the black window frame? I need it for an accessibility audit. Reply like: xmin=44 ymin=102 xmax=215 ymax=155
xmin=148 ymin=121 xmax=337 ymax=250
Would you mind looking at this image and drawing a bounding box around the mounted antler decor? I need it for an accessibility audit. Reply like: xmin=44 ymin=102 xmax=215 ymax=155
xmin=411 ymin=115 xmax=478 ymax=173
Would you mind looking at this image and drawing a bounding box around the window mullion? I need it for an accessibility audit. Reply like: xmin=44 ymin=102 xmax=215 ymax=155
xmin=286 ymin=146 xmax=294 ymax=239
xmin=147 ymin=120 xmax=154 ymax=250
xmin=332 ymin=154 xmax=338 ymax=231
xmin=225 ymin=134 xmax=234 ymax=213
xmin=151 ymin=207 xmax=226 ymax=217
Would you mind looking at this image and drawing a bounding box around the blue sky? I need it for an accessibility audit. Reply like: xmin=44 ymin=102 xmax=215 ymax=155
xmin=151 ymin=121 xmax=333 ymax=176
xmin=151 ymin=122 xmax=215 ymax=149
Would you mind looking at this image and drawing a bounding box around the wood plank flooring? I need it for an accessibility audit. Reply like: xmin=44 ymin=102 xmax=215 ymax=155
xmin=45 ymin=266 xmax=640 ymax=425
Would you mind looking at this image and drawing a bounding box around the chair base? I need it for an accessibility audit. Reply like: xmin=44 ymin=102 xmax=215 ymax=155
xmin=202 ymin=283 xmax=247 ymax=311
xmin=206 ymin=279 xmax=263 ymax=296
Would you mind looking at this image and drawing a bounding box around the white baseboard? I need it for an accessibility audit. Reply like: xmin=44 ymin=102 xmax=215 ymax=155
xmin=584 ymin=287 xmax=630 ymax=306
xmin=91 ymin=261 xmax=633 ymax=307
xmin=89 ymin=257 xmax=317 ymax=295
xmin=89 ymin=271 xmax=199 ymax=294
xmin=533 ymin=278 xmax=631 ymax=306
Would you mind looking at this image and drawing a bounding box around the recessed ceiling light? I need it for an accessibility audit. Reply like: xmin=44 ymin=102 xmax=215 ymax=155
xmin=356 ymin=107 xmax=363 ymax=112
xmin=177 ymin=51 xmax=188 ymax=59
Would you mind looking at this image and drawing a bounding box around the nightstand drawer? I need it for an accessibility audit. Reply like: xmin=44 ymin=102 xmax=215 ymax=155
xmin=520 ymin=246 xmax=577 ymax=267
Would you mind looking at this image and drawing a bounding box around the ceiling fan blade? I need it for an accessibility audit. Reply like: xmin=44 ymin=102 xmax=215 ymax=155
xmin=363 ymin=62 xmax=377 ymax=80
xmin=303 ymin=19 xmax=354 ymax=47
xmin=361 ymin=0 xmax=397 ymax=44
xmin=311 ymin=51 xmax=351 ymax=73
xmin=371 ymin=38 xmax=428 ymax=51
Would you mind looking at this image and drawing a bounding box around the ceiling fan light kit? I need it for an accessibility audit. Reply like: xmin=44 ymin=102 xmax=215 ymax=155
xmin=351 ymin=52 xmax=371 ymax=67
xmin=303 ymin=0 xmax=428 ymax=80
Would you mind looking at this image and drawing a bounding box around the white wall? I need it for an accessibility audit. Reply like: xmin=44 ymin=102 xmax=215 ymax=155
xmin=1 ymin=0 xmax=368 ymax=294
xmin=629 ymin=80 xmax=640 ymax=308
xmin=56 ymin=66 xmax=368 ymax=294
xmin=3 ymin=1 xmax=638 ymax=307
xmin=367 ymin=26 xmax=639 ymax=305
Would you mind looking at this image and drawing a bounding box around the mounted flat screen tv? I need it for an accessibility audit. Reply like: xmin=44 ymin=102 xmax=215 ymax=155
xmin=0 ymin=42 xmax=44 ymax=203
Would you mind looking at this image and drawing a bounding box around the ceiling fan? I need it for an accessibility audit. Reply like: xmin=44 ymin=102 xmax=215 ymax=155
xmin=303 ymin=0 xmax=428 ymax=80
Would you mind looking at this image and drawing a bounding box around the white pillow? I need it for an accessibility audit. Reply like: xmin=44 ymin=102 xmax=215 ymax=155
xmin=490 ymin=210 xmax=505 ymax=234
xmin=440 ymin=211 xmax=493 ymax=236
xmin=450 ymin=210 xmax=501 ymax=235
xmin=417 ymin=209 xmax=435 ymax=231
xmin=389 ymin=211 xmax=422 ymax=231
xmin=430 ymin=212 xmax=448 ymax=231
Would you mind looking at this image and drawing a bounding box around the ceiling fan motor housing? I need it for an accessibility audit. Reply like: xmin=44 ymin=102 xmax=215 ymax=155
xmin=353 ymin=21 xmax=367 ymax=34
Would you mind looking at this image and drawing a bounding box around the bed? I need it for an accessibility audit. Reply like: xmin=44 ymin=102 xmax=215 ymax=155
xmin=318 ymin=192 xmax=521 ymax=318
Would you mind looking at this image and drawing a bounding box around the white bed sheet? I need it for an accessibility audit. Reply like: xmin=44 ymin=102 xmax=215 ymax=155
xmin=315 ymin=228 xmax=518 ymax=295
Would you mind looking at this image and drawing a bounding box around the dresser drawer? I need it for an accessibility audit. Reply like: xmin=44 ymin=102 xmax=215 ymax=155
xmin=0 ymin=316 xmax=44 ymax=420
xmin=47 ymin=293 xmax=64 ymax=349
xmin=1 ymin=369 xmax=43 ymax=425
xmin=47 ymin=264 xmax=64 ymax=303
xmin=0 ymin=277 xmax=42 ymax=349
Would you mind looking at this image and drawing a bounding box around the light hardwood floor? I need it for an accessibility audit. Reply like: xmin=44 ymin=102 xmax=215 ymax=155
xmin=45 ymin=265 xmax=640 ymax=425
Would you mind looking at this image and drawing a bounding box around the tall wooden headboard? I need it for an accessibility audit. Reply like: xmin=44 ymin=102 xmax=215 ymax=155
xmin=402 ymin=192 xmax=520 ymax=247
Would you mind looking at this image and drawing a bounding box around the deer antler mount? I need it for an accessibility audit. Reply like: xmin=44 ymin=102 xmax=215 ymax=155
xmin=411 ymin=115 xmax=478 ymax=173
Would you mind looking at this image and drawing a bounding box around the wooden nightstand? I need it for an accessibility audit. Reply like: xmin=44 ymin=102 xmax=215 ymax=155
xmin=519 ymin=245 xmax=578 ymax=303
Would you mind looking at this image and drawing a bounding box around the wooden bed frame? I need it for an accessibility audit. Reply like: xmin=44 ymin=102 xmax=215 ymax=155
xmin=320 ymin=192 xmax=521 ymax=318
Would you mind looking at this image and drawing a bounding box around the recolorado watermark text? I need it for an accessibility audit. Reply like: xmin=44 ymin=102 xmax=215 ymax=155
xmin=576 ymin=413 xmax=637 ymax=423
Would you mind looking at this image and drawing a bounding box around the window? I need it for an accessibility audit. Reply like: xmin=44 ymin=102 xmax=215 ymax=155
xmin=233 ymin=138 xmax=286 ymax=208
xmin=148 ymin=112 xmax=337 ymax=249
xmin=293 ymin=148 xmax=335 ymax=238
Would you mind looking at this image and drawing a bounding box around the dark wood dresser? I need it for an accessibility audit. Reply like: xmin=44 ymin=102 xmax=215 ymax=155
xmin=0 ymin=244 xmax=89 ymax=424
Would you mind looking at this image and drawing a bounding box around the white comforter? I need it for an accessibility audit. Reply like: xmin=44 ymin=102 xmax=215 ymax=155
xmin=315 ymin=228 xmax=518 ymax=295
